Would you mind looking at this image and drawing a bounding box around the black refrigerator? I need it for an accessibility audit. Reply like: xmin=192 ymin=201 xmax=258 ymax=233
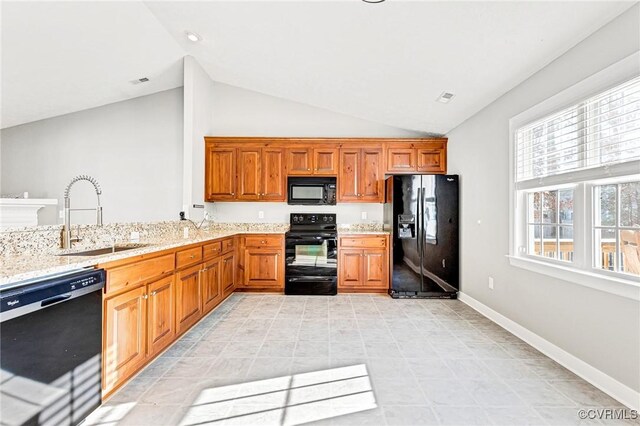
xmin=383 ymin=175 xmax=459 ymax=298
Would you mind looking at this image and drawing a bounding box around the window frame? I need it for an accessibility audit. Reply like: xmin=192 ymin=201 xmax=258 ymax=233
xmin=508 ymin=52 xmax=640 ymax=301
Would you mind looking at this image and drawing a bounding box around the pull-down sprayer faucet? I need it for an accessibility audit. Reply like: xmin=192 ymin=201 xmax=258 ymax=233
xmin=62 ymin=175 xmax=103 ymax=249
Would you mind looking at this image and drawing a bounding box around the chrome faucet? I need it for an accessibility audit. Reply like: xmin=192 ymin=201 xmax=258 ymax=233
xmin=62 ymin=175 xmax=103 ymax=249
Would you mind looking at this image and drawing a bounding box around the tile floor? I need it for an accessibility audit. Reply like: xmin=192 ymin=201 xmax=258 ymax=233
xmin=86 ymin=294 xmax=635 ymax=426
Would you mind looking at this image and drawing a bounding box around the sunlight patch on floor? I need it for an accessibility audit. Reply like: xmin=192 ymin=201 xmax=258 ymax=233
xmin=179 ymin=364 xmax=376 ymax=426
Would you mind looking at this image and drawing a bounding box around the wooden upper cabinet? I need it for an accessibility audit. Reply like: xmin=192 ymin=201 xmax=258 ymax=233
xmin=338 ymin=149 xmax=360 ymax=202
xmin=237 ymin=148 xmax=261 ymax=200
xmin=205 ymin=145 xmax=236 ymax=201
xmin=146 ymin=275 xmax=175 ymax=357
xmin=417 ymin=143 xmax=446 ymax=173
xmin=287 ymin=147 xmax=338 ymax=176
xmin=287 ymin=148 xmax=313 ymax=175
xmin=360 ymin=149 xmax=383 ymax=202
xmin=261 ymin=148 xmax=286 ymax=201
xmin=237 ymin=147 xmax=285 ymax=201
xmin=103 ymin=286 xmax=147 ymax=392
xmin=386 ymin=147 xmax=416 ymax=173
xmin=338 ymin=148 xmax=383 ymax=203
xmin=313 ymin=148 xmax=338 ymax=175
xmin=384 ymin=141 xmax=447 ymax=174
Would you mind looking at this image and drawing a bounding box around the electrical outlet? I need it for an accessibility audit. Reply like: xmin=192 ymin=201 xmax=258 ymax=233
xmin=130 ymin=231 xmax=140 ymax=242
xmin=204 ymin=212 xmax=210 ymax=221
xmin=488 ymin=276 xmax=494 ymax=290
xmin=258 ymin=211 xmax=265 ymax=219
xmin=361 ymin=211 xmax=368 ymax=220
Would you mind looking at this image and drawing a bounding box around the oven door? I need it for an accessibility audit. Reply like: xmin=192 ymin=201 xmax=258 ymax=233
xmin=285 ymin=233 xmax=337 ymax=276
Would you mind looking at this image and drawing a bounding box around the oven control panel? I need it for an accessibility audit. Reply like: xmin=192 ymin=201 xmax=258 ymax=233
xmin=290 ymin=213 xmax=336 ymax=225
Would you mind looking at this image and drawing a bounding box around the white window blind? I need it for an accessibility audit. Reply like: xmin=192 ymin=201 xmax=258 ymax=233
xmin=515 ymin=76 xmax=640 ymax=183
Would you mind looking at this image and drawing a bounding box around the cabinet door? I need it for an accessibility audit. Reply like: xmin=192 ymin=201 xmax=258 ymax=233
xmin=237 ymin=148 xmax=261 ymax=200
xmin=147 ymin=276 xmax=175 ymax=357
xmin=222 ymin=253 xmax=235 ymax=296
xmin=103 ymin=286 xmax=147 ymax=392
xmin=338 ymin=149 xmax=360 ymax=202
xmin=202 ymin=258 xmax=222 ymax=313
xmin=175 ymin=264 xmax=202 ymax=335
xmin=313 ymin=148 xmax=338 ymax=175
xmin=243 ymin=248 xmax=283 ymax=287
xmin=338 ymin=249 xmax=363 ymax=287
xmin=261 ymin=148 xmax=286 ymax=201
xmin=362 ymin=248 xmax=388 ymax=289
xmin=359 ymin=149 xmax=383 ymax=202
xmin=205 ymin=146 xmax=236 ymax=200
xmin=287 ymin=148 xmax=313 ymax=175
xmin=386 ymin=148 xmax=416 ymax=173
xmin=417 ymin=145 xmax=446 ymax=173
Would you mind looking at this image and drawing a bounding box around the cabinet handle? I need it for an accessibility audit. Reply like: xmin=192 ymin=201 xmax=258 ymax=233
xmin=442 ymin=259 xmax=446 ymax=268
xmin=307 ymin=168 xmax=311 ymax=171
xmin=150 ymin=291 xmax=157 ymax=296
xmin=190 ymin=254 xmax=195 ymax=259
xmin=143 ymin=294 xmax=148 ymax=300
xmin=261 ymin=240 xmax=266 ymax=244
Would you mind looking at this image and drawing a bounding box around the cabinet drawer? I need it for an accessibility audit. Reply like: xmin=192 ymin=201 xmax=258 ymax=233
xmin=203 ymin=241 xmax=222 ymax=260
xmin=176 ymin=246 xmax=203 ymax=269
xmin=245 ymin=235 xmax=282 ymax=248
xmin=221 ymin=238 xmax=235 ymax=254
xmin=107 ymin=253 xmax=175 ymax=294
xmin=340 ymin=236 xmax=387 ymax=248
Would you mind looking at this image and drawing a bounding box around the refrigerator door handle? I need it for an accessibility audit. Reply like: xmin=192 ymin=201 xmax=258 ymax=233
xmin=418 ymin=185 xmax=425 ymax=291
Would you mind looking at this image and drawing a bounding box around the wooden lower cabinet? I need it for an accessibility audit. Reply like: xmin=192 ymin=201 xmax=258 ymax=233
xmin=103 ymin=286 xmax=147 ymax=393
xmin=243 ymin=248 xmax=283 ymax=287
xmin=222 ymin=252 xmax=236 ymax=296
xmin=202 ymin=257 xmax=222 ymax=313
xmin=175 ymin=264 xmax=203 ymax=335
xmin=338 ymin=235 xmax=389 ymax=292
xmin=146 ymin=276 xmax=175 ymax=357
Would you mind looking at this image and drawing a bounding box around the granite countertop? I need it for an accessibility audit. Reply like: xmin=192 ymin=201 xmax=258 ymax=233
xmin=0 ymin=221 xmax=388 ymax=287
xmin=0 ymin=229 xmax=285 ymax=288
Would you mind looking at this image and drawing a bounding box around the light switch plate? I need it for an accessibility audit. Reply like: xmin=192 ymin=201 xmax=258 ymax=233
xmin=258 ymin=211 xmax=265 ymax=219
xmin=361 ymin=211 xmax=368 ymax=220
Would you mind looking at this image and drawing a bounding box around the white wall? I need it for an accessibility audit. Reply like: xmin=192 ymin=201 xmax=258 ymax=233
xmin=183 ymin=56 xmax=214 ymax=221
xmin=204 ymin=81 xmax=425 ymax=222
xmin=209 ymin=202 xmax=382 ymax=224
xmin=0 ymin=88 xmax=183 ymax=225
xmin=447 ymin=4 xmax=640 ymax=401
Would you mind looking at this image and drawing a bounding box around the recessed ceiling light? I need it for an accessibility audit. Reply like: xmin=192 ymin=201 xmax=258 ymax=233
xmin=185 ymin=31 xmax=202 ymax=42
xmin=436 ymin=92 xmax=455 ymax=104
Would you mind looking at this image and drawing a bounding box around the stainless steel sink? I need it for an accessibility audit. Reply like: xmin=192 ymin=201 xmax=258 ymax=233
xmin=58 ymin=244 xmax=149 ymax=257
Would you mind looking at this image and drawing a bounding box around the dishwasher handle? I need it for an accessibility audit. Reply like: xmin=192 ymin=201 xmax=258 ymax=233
xmin=41 ymin=293 xmax=72 ymax=307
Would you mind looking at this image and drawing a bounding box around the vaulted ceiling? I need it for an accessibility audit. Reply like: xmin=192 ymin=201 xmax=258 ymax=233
xmin=1 ymin=1 xmax=635 ymax=133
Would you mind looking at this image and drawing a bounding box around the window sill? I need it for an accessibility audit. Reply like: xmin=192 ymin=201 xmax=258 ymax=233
xmin=506 ymin=255 xmax=640 ymax=301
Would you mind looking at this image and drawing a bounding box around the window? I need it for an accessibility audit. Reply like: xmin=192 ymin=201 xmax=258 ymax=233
xmin=511 ymin=69 xmax=640 ymax=291
xmin=594 ymin=181 xmax=640 ymax=275
xmin=527 ymin=189 xmax=574 ymax=261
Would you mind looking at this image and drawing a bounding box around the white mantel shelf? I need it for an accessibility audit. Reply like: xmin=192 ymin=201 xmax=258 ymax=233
xmin=0 ymin=198 xmax=58 ymax=228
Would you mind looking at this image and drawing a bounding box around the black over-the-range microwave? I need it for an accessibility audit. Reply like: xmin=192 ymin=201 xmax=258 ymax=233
xmin=287 ymin=177 xmax=337 ymax=205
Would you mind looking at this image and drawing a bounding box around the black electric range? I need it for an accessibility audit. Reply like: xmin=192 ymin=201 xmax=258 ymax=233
xmin=285 ymin=213 xmax=337 ymax=295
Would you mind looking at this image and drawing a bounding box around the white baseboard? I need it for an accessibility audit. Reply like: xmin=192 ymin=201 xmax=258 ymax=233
xmin=458 ymin=292 xmax=640 ymax=411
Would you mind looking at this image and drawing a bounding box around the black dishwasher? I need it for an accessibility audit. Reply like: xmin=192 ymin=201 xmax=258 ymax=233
xmin=0 ymin=268 xmax=105 ymax=426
